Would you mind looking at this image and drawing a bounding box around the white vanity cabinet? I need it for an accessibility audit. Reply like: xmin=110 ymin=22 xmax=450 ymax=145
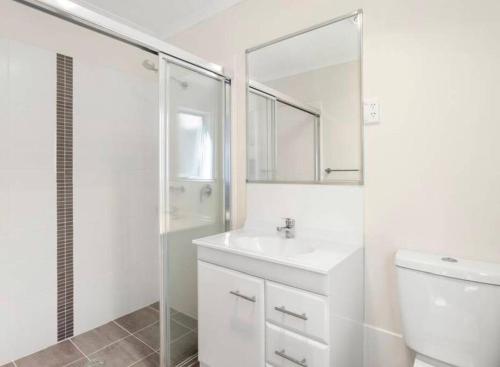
xmin=195 ymin=230 xmax=364 ymax=367
xmin=198 ymin=260 xmax=362 ymax=367
xmin=198 ymin=261 xmax=265 ymax=367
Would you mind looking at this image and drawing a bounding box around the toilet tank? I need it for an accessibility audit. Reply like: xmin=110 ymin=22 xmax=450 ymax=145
xmin=396 ymin=250 xmax=500 ymax=367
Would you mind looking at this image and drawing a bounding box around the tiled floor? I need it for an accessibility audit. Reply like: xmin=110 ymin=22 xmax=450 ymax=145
xmin=3 ymin=303 xmax=198 ymax=367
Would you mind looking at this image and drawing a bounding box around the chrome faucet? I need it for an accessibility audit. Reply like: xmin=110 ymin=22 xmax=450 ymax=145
xmin=277 ymin=218 xmax=295 ymax=239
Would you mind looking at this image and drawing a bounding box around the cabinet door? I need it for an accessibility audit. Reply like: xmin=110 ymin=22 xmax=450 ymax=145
xmin=198 ymin=261 xmax=265 ymax=367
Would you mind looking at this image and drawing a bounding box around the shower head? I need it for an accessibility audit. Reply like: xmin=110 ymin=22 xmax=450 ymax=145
xmin=142 ymin=59 xmax=158 ymax=72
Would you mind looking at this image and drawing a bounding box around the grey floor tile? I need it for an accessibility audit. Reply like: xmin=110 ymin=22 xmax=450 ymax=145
xmin=134 ymin=322 xmax=160 ymax=351
xmin=148 ymin=302 xmax=177 ymax=317
xmin=15 ymin=340 xmax=84 ymax=367
xmin=115 ymin=307 xmax=159 ymax=333
xmin=171 ymin=320 xmax=190 ymax=341
xmin=87 ymin=336 xmax=153 ymax=367
xmin=170 ymin=331 xmax=197 ymax=366
xmin=71 ymin=322 xmax=129 ymax=355
xmin=65 ymin=358 xmax=90 ymax=367
xmin=130 ymin=353 xmax=159 ymax=367
xmin=172 ymin=312 xmax=197 ymax=330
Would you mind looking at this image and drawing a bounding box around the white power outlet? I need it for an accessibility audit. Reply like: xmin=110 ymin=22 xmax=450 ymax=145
xmin=364 ymin=98 xmax=380 ymax=124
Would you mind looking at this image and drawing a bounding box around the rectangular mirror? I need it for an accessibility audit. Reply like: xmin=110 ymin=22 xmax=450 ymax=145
xmin=246 ymin=11 xmax=363 ymax=184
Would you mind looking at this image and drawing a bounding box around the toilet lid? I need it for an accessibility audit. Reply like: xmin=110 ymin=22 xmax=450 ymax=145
xmin=396 ymin=250 xmax=500 ymax=286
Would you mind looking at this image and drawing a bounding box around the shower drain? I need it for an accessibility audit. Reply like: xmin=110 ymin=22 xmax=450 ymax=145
xmin=85 ymin=360 xmax=105 ymax=367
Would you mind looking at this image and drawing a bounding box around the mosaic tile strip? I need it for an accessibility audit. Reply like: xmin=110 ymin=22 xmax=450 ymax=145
xmin=56 ymin=53 xmax=74 ymax=341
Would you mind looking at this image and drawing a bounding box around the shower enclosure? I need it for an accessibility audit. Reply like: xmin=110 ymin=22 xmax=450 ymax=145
xmin=0 ymin=1 xmax=231 ymax=367
xmin=159 ymin=56 xmax=231 ymax=366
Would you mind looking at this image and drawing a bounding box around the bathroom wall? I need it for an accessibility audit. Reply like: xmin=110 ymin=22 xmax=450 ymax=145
xmin=73 ymin=57 xmax=158 ymax=334
xmin=0 ymin=37 xmax=58 ymax=364
xmin=245 ymin=183 xmax=363 ymax=246
xmin=167 ymin=1 xmax=500 ymax=366
xmin=0 ymin=1 xmax=158 ymax=363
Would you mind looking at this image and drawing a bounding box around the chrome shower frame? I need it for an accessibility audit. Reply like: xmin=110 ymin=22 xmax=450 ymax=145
xmin=158 ymin=53 xmax=231 ymax=367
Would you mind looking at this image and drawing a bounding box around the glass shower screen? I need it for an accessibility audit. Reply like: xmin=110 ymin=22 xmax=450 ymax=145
xmin=159 ymin=55 xmax=229 ymax=367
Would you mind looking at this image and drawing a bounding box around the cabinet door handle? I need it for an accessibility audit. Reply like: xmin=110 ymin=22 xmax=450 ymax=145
xmin=229 ymin=290 xmax=256 ymax=302
xmin=275 ymin=349 xmax=308 ymax=367
xmin=274 ymin=306 xmax=308 ymax=320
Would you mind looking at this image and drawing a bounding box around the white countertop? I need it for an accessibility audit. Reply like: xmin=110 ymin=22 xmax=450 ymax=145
xmin=194 ymin=228 xmax=363 ymax=274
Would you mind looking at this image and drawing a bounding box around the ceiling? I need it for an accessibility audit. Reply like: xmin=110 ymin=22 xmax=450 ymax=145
xmin=249 ymin=16 xmax=360 ymax=82
xmin=72 ymin=0 xmax=243 ymax=38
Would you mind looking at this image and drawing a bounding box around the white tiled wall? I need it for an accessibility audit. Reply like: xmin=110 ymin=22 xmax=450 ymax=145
xmin=0 ymin=39 xmax=58 ymax=364
xmin=245 ymin=183 xmax=363 ymax=244
xmin=73 ymin=60 xmax=159 ymax=334
xmin=0 ymin=17 xmax=160 ymax=365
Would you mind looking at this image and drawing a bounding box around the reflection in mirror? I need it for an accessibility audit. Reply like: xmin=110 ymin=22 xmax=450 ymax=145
xmin=246 ymin=11 xmax=363 ymax=184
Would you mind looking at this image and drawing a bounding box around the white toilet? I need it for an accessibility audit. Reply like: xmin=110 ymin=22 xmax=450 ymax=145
xmin=396 ymin=250 xmax=500 ymax=367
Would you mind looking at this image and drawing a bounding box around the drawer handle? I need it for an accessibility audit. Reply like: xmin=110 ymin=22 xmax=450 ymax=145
xmin=275 ymin=306 xmax=308 ymax=320
xmin=229 ymin=290 xmax=256 ymax=302
xmin=275 ymin=349 xmax=308 ymax=367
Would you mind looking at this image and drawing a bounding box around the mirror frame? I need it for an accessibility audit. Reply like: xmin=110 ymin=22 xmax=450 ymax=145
xmin=245 ymin=9 xmax=364 ymax=185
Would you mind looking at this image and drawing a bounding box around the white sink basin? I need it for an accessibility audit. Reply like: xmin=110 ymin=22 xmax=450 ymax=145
xmin=194 ymin=228 xmax=363 ymax=294
xmin=231 ymin=235 xmax=314 ymax=257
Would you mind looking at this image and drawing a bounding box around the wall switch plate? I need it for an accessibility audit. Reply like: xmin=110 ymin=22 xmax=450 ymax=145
xmin=364 ymin=98 xmax=380 ymax=124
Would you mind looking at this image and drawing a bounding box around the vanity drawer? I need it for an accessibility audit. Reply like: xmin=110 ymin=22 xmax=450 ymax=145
xmin=266 ymin=323 xmax=329 ymax=367
xmin=266 ymin=281 xmax=329 ymax=343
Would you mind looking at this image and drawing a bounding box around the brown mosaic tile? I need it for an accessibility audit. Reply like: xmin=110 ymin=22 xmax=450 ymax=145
xmin=56 ymin=53 xmax=74 ymax=341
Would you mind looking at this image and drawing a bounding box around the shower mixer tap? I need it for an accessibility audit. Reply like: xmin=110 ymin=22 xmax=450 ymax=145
xmin=200 ymin=184 xmax=212 ymax=202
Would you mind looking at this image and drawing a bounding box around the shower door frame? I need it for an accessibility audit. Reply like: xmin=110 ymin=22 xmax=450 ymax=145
xmin=158 ymin=53 xmax=232 ymax=367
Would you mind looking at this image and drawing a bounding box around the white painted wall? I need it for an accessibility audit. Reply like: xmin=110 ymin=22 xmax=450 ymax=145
xmin=167 ymin=1 xmax=500 ymax=366
xmin=0 ymin=1 xmax=158 ymax=363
